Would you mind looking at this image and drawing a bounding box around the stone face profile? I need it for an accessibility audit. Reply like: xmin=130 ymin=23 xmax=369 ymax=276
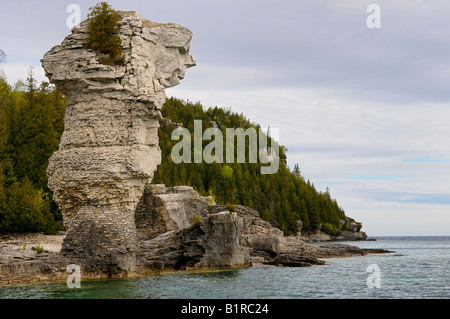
xmin=41 ymin=11 xmax=196 ymax=274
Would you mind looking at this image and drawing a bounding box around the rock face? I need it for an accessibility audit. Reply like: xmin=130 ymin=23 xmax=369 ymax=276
xmin=137 ymin=185 xmax=366 ymax=271
xmin=296 ymin=217 xmax=367 ymax=242
xmin=41 ymin=11 xmax=195 ymax=274
xmin=137 ymin=185 xmax=250 ymax=270
xmin=135 ymin=185 xmax=212 ymax=240
xmin=0 ymin=184 xmax=377 ymax=285
xmin=0 ymin=10 xmax=377 ymax=286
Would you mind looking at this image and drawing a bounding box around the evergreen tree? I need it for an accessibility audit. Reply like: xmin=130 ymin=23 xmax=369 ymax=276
xmin=293 ymin=163 xmax=301 ymax=177
xmin=0 ymin=49 xmax=6 ymax=80
xmin=0 ymin=79 xmax=348 ymax=235
xmin=0 ymin=72 xmax=65 ymax=234
xmin=86 ymin=2 xmax=124 ymax=65
xmin=155 ymin=98 xmax=348 ymax=235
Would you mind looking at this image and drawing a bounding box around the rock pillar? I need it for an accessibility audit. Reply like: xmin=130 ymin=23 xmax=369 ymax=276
xmin=41 ymin=11 xmax=195 ymax=274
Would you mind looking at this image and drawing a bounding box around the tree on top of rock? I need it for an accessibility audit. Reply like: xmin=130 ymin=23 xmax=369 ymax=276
xmin=86 ymin=2 xmax=124 ymax=66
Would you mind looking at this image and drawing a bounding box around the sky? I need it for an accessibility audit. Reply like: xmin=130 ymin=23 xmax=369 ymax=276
xmin=1 ymin=0 xmax=450 ymax=236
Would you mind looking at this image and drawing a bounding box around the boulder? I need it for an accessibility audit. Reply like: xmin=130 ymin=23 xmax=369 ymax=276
xmin=139 ymin=211 xmax=251 ymax=270
xmin=135 ymin=185 xmax=211 ymax=240
xmin=197 ymin=212 xmax=250 ymax=268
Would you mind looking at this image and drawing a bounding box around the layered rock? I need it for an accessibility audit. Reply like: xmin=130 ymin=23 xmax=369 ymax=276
xmin=41 ymin=11 xmax=195 ymax=274
xmin=1 ymin=184 xmax=385 ymax=285
xmin=295 ymin=217 xmax=368 ymax=242
xmin=137 ymin=186 xmax=367 ymax=270
xmin=137 ymin=185 xmax=250 ymax=270
xmin=135 ymin=185 xmax=212 ymax=240
xmin=0 ymin=10 xmax=378 ymax=286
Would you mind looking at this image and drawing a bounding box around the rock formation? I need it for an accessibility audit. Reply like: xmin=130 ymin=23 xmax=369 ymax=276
xmin=136 ymin=185 xmax=368 ymax=271
xmin=0 ymin=11 xmax=380 ymax=286
xmin=0 ymin=183 xmax=383 ymax=285
xmin=137 ymin=185 xmax=251 ymax=270
xmin=41 ymin=11 xmax=195 ymax=274
xmin=295 ymin=217 xmax=368 ymax=242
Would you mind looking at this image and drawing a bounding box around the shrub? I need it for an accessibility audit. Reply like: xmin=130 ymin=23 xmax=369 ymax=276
xmin=225 ymin=203 xmax=236 ymax=212
xmin=0 ymin=177 xmax=60 ymax=235
xmin=32 ymin=242 xmax=44 ymax=254
xmin=207 ymin=189 xmax=216 ymax=205
xmin=190 ymin=213 xmax=201 ymax=228
xmin=321 ymin=223 xmax=342 ymax=237
xmin=86 ymin=2 xmax=124 ymax=66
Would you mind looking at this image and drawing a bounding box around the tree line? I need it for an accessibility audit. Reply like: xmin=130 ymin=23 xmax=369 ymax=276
xmin=0 ymin=68 xmax=348 ymax=236
xmin=0 ymin=70 xmax=65 ymax=234
xmin=154 ymin=98 xmax=348 ymax=236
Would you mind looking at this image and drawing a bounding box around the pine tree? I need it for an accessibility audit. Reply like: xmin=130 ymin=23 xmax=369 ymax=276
xmin=293 ymin=163 xmax=301 ymax=177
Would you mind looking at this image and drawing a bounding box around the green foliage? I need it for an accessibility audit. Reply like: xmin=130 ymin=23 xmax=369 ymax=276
xmin=32 ymin=242 xmax=44 ymax=254
xmin=0 ymin=66 xmax=347 ymax=236
xmin=17 ymin=242 xmax=27 ymax=251
xmin=190 ymin=213 xmax=201 ymax=228
xmin=0 ymin=49 xmax=5 ymax=64
xmin=0 ymin=49 xmax=6 ymax=80
xmin=207 ymin=189 xmax=216 ymax=205
xmin=0 ymin=176 xmax=58 ymax=234
xmin=153 ymin=97 xmax=348 ymax=235
xmin=86 ymin=2 xmax=124 ymax=66
xmin=226 ymin=203 xmax=236 ymax=212
xmin=221 ymin=165 xmax=233 ymax=179
xmin=0 ymin=73 xmax=64 ymax=235
xmin=321 ymin=223 xmax=342 ymax=237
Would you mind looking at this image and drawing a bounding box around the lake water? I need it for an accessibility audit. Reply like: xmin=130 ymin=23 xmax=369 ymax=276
xmin=1 ymin=236 xmax=449 ymax=299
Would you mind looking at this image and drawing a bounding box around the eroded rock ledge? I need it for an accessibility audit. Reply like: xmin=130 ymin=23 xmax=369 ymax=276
xmin=0 ymin=185 xmax=379 ymax=285
xmin=136 ymin=185 xmax=368 ymax=270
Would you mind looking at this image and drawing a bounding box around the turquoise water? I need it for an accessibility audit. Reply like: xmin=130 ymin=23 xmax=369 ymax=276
xmin=1 ymin=237 xmax=449 ymax=299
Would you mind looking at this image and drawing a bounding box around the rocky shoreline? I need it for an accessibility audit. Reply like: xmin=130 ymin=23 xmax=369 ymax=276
xmin=0 ymin=185 xmax=393 ymax=286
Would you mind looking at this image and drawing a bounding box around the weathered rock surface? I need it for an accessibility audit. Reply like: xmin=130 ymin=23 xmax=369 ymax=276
xmin=136 ymin=187 xmax=367 ymax=271
xmin=40 ymin=11 xmax=195 ymax=274
xmin=296 ymin=217 xmax=368 ymax=242
xmin=135 ymin=185 xmax=212 ymax=240
xmin=0 ymin=184 xmax=383 ymax=285
xmin=137 ymin=185 xmax=250 ymax=270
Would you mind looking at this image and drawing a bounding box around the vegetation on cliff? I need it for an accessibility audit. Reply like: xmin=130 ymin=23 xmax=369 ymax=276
xmin=0 ymin=71 xmax=347 ymax=236
xmin=153 ymin=98 xmax=348 ymax=236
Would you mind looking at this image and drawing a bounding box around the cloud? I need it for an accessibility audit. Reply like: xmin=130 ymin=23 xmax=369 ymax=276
xmin=166 ymin=0 xmax=450 ymax=104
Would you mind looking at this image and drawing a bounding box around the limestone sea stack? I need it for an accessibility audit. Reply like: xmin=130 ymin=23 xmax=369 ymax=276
xmin=41 ymin=11 xmax=195 ymax=274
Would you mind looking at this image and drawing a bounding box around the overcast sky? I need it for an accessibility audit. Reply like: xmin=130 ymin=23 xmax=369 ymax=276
xmin=1 ymin=0 xmax=450 ymax=236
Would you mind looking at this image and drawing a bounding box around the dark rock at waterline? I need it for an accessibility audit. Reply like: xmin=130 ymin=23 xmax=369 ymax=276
xmin=0 ymin=185 xmax=375 ymax=285
xmin=362 ymin=249 xmax=396 ymax=254
xmin=272 ymin=254 xmax=326 ymax=267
